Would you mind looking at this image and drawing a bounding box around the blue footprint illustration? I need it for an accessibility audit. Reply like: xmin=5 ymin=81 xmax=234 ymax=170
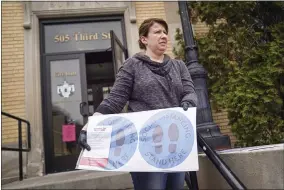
xmin=114 ymin=128 xmax=125 ymax=157
xmin=168 ymin=123 xmax=179 ymax=153
xmin=152 ymin=125 xmax=163 ymax=154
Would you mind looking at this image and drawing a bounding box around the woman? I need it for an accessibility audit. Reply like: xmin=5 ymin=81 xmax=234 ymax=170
xmin=79 ymin=18 xmax=198 ymax=190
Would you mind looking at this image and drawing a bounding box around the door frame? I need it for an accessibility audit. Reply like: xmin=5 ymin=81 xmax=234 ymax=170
xmin=41 ymin=53 xmax=88 ymax=173
xmin=110 ymin=30 xmax=129 ymax=75
xmin=39 ymin=15 xmax=128 ymax=174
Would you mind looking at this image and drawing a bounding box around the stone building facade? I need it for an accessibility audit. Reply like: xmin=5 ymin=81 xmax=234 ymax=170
xmin=1 ymin=1 xmax=235 ymax=179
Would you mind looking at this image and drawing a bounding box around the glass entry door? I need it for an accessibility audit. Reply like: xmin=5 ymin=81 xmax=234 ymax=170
xmin=110 ymin=30 xmax=129 ymax=112
xmin=43 ymin=53 xmax=89 ymax=173
xmin=110 ymin=30 xmax=128 ymax=74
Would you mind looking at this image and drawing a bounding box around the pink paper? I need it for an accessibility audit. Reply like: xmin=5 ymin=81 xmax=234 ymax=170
xmin=62 ymin=124 xmax=76 ymax=142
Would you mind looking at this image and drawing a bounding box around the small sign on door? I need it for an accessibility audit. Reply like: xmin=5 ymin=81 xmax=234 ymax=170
xmin=62 ymin=124 xmax=76 ymax=142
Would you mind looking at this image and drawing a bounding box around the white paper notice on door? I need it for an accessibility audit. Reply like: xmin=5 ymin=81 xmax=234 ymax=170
xmin=76 ymin=107 xmax=199 ymax=172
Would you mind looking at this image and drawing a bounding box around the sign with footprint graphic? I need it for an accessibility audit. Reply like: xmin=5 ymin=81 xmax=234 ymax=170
xmin=76 ymin=107 xmax=198 ymax=172
xmin=139 ymin=110 xmax=195 ymax=169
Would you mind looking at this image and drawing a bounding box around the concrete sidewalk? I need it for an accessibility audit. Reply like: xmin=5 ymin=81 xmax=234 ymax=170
xmin=2 ymin=170 xmax=133 ymax=189
xmin=3 ymin=143 xmax=283 ymax=189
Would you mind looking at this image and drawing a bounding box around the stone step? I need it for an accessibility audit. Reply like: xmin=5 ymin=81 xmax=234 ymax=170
xmin=2 ymin=170 xmax=133 ymax=189
xmin=4 ymin=144 xmax=283 ymax=189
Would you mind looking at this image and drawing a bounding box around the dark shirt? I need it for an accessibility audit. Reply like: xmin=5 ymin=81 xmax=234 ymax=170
xmin=96 ymin=52 xmax=198 ymax=114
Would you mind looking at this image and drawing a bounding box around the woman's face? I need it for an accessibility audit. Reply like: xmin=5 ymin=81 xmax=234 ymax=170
xmin=141 ymin=22 xmax=168 ymax=55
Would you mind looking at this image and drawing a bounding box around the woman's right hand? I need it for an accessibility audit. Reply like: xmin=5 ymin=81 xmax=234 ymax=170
xmin=78 ymin=112 xmax=102 ymax=151
xmin=78 ymin=130 xmax=91 ymax=151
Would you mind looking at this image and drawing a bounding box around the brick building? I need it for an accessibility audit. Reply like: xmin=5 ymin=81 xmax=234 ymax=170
xmin=1 ymin=1 xmax=235 ymax=179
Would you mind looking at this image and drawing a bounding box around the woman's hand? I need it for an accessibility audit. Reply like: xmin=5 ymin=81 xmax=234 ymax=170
xmin=78 ymin=112 xmax=102 ymax=151
xmin=78 ymin=130 xmax=91 ymax=151
xmin=181 ymin=102 xmax=193 ymax=111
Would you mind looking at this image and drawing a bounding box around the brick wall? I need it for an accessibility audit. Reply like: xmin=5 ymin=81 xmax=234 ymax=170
xmin=192 ymin=18 xmax=210 ymax=38
xmin=212 ymin=109 xmax=237 ymax=146
xmin=135 ymin=1 xmax=174 ymax=58
xmin=1 ymin=2 xmax=26 ymax=144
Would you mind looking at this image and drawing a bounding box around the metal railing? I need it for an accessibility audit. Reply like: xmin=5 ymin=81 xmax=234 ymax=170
xmin=1 ymin=111 xmax=31 ymax=181
xmin=185 ymin=132 xmax=247 ymax=190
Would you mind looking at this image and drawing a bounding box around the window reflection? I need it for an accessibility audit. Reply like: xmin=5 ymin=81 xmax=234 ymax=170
xmin=50 ymin=59 xmax=83 ymax=156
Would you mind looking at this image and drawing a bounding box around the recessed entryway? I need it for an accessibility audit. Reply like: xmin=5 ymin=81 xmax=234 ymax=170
xmin=39 ymin=16 xmax=128 ymax=173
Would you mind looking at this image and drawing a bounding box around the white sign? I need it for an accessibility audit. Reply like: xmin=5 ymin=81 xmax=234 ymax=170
xmin=57 ymin=80 xmax=75 ymax=98
xmin=76 ymin=107 xmax=199 ymax=172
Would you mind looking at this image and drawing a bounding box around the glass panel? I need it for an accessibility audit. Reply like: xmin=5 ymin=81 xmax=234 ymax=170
xmin=87 ymin=88 xmax=94 ymax=114
xmin=114 ymin=41 xmax=125 ymax=71
xmin=113 ymin=37 xmax=127 ymax=112
xmin=102 ymin=86 xmax=112 ymax=99
xmin=50 ymin=59 xmax=83 ymax=157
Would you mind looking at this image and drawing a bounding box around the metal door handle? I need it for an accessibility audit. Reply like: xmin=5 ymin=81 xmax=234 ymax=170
xmin=80 ymin=102 xmax=88 ymax=117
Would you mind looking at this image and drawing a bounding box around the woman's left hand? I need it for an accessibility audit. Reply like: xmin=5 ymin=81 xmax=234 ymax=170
xmin=181 ymin=102 xmax=193 ymax=111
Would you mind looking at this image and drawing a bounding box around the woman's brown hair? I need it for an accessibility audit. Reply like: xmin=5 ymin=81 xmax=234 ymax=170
xmin=138 ymin=18 xmax=169 ymax=50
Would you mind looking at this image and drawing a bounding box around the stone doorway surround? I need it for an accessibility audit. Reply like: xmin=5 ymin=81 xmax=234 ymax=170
xmin=23 ymin=1 xmax=139 ymax=178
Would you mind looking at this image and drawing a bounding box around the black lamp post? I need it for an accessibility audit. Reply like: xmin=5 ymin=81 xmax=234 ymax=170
xmin=178 ymin=2 xmax=232 ymax=189
xmin=178 ymin=1 xmax=231 ymax=151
